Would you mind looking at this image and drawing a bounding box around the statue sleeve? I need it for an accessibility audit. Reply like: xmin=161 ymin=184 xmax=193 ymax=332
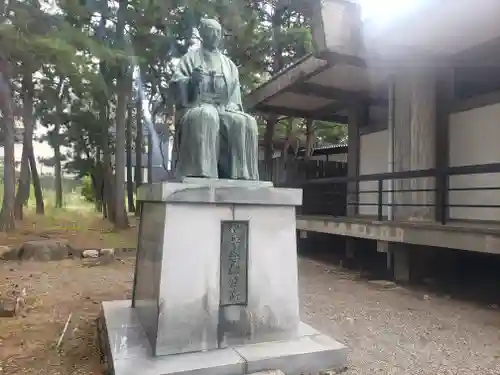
xmin=170 ymin=53 xmax=196 ymax=107
xmin=228 ymin=62 xmax=243 ymax=111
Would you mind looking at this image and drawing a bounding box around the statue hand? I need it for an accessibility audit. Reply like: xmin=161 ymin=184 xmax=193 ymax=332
xmin=226 ymin=103 xmax=240 ymax=112
xmin=191 ymin=67 xmax=204 ymax=86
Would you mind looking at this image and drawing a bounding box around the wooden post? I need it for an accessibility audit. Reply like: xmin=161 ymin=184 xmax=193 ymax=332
xmin=435 ymin=67 xmax=454 ymax=224
xmin=393 ymin=66 xmax=437 ymax=220
xmin=346 ymin=102 xmax=366 ymax=217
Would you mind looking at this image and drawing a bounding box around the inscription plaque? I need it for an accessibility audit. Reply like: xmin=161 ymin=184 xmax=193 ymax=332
xmin=220 ymin=221 xmax=249 ymax=306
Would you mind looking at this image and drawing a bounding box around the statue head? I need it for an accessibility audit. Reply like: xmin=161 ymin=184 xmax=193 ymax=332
xmin=199 ymin=18 xmax=222 ymax=51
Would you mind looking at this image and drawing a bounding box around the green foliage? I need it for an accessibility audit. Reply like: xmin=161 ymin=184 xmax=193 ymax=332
xmin=314 ymin=121 xmax=347 ymax=146
xmin=80 ymin=175 xmax=95 ymax=203
xmin=272 ymin=118 xmax=346 ymax=148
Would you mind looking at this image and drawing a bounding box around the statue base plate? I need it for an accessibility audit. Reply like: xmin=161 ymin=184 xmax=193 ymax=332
xmin=98 ymin=300 xmax=348 ymax=375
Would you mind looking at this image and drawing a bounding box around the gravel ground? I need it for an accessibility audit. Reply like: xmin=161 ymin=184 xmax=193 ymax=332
xmin=1 ymin=257 xmax=500 ymax=374
xmin=300 ymin=257 xmax=500 ymax=375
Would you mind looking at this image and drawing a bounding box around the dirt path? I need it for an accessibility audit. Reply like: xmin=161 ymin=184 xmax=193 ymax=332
xmin=1 ymin=257 xmax=499 ymax=374
xmin=0 ymin=259 xmax=134 ymax=374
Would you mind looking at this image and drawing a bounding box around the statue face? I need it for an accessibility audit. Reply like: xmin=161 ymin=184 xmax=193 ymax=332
xmin=199 ymin=18 xmax=222 ymax=51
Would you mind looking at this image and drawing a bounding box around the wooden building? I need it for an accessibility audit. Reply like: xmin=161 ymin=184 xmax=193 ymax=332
xmin=245 ymin=0 xmax=500 ymax=281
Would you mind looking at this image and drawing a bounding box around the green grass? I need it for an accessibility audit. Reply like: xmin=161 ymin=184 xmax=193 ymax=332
xmin=0 ymin=183 xmax=138 ymax=249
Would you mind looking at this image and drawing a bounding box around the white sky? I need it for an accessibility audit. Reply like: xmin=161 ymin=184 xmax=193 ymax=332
xmin=0 ymin=127 xmax=66 ymax=176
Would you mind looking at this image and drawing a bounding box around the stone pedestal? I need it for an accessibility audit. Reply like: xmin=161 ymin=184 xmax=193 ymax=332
xmin=133 ymin=179 xmax=301 ymax=356
xmin=99 ymin=179 xmax=347 ymax=375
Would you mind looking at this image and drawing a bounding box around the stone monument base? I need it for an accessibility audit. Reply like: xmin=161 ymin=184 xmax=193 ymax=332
xmin=98 ymin=300 xmax=348 ymax=375
xmin=98 ymin=179 xmax=348 ymax=374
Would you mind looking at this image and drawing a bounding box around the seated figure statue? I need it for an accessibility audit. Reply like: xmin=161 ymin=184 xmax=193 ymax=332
xmin=170 ymin=18 xmax=259 ymax=180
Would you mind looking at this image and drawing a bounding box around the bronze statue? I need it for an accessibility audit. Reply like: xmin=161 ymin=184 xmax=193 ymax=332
xmin=170 ymin=18 xmax=259 ymax=180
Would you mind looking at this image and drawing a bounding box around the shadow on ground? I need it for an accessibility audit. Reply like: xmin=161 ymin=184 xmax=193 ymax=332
xmin=299 ymin=231 xmax=500 ymax=307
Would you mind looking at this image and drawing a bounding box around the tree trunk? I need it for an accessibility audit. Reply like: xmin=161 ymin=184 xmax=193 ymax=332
xmin=134 ymin=100 xmax=143 ymax=217
xmin=14 ymin=71 xmax=37 ymax=219
xmin=25 ymin=75 xmax=43 ymax=214
xmin=97 ymin=0 xmax=114 ymax=222
xmin=112 ymin=0 xmax=129 ymax=229
xmin=282 ymin=118 xmax=294 ymax=165
xmin=126 ymin=104 xmax=135 ymax=212
xmin=99 ymin=89 xmax=114 ymax=221
xmin=14 ymin=147 xmax=30 ymax=220
xmin=102 ymin=129 xmax=114 ymax=221
xmin=94 ymin=149 xmax=103 ymax=212
xmin=28 ymin=148 xmax=44 ymax=214
xmin=52 ymin=77 xmax=65 ymax=209
xmin=103 ymin=164 xmax=114 ymax=221
xmin=0 ymin=69 xmax=16 ymax=231
xmin=54 ymin=137 xmax=63 ymax=208
xmin=101 ymin=111 xmax=113 ymax=221
xmin=263 ymin=116 xmax=277 ymax=181
xmin=114 ymin=78 xmax=130 ymax=228
xmin=147 ymin=132 xmax=153 ymax=183
xmin=94 ymin=172 xmax=105 ymax=214
xmin=135 ymin=99 xmax=143 ymax=192
xmin=305 ymin=119 xmax=315 ymax=160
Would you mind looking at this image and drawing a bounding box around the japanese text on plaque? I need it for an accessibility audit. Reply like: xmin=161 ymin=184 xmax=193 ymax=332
xmin=220 ymin=221 xmax=248 ymax=306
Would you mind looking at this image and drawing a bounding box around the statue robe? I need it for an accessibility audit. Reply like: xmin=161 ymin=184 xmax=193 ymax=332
xmin=170 ymin=48 xmax=259 ymax=180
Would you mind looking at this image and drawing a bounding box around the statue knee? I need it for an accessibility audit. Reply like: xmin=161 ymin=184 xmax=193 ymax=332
xmin=244 ymin=116 xmax=258 ymax=134
xmin=197 ymin=105 xmax=219 ymax=123
xmin=185 ymin=105 xmax=220 ymax=129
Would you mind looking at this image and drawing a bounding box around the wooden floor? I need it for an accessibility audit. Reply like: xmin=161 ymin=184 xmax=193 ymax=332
xmin=296 ymin=215 xmax=500 ymax=254
xmin=298 ymin=215 xmax=500 ymax=234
